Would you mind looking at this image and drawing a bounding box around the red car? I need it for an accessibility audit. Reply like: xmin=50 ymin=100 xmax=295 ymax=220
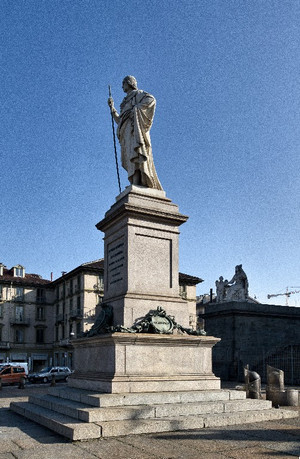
xmin=0 ymin=365 xmax=27 ymax=385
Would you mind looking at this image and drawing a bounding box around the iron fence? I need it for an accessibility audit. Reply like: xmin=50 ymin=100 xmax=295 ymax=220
xmin=250 ymin=344 xmax=300 ymax=385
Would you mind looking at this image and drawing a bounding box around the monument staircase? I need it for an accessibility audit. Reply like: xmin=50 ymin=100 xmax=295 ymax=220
xmin=10 ymin=386 xmax=298 ymax=441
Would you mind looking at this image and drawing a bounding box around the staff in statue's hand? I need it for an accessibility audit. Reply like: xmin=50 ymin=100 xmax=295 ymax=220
xmin=108 ymin=86 xmax=121 ymax=193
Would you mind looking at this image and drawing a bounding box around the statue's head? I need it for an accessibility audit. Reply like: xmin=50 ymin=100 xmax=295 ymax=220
xmin=122 ymin=75 xmax=138 ymax=90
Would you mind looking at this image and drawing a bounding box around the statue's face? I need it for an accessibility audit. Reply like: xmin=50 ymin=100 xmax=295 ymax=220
xmin=122 ymin=80 xmax=130 ymax=93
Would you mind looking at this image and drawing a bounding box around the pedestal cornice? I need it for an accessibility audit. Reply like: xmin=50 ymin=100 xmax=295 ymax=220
xmin=96 ymin=202 xmax=188 ymax=233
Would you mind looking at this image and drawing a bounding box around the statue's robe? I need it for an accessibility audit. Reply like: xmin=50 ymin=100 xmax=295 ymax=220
xmin=117 ymin=89 xmax=162 ymax=190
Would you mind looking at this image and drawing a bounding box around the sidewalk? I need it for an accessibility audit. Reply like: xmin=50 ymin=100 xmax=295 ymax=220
xmin=0 ymin=384 xmax=299 ymax=458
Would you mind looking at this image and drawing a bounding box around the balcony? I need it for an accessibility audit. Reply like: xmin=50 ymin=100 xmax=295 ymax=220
xmin=59 ymin=338 xmax=73 ymax=348
xmin=12 ymin=296 xmax=24 ymax=303
xmin=10 ymin=317 xmax=30 ymax=326
xmin=0 ymin=341 xmax=10 ymax=349
xmin=35 ymin=315 xmax=46 ymax=322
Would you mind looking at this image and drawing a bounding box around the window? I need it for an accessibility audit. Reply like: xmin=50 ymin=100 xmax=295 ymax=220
xmin=15 ymin=266 xmax=24 ymax=277
xmin=179 ymin=285 xmax=187 ymax=299
xmin=15 ymin=305 xmax=24 ymax=322
xmin=76 ymin=321 xmax=82 ymax=336
xmin=13 ymin=367 xmax=24 ymax=374
xmin=76 ymin=275 xmax=81 ymax=291
xmin=15 ymin=329 xmax=24 ymax=343
xmin=70 ymin=298 xmax=73 ymax=312
xmin=0 ymin=326 xmax=2 ymax=341
xmin=98 ymin=275 xmax=104 ymax=289
xmin=36 ymin=328 xmax=44 ymax=343
xmin=77 ymin=296 xmax=81 ymax=313
xmin=56 ymin=304 xmax=59 ymax=316
xmin=61 ymin=324 xmax=65 ymax=339
xmin=0 ymin=285 xmax=2 ymax=299
xmin=36 ymin=288 xmax=45 ymax=303
xmin=70 ymin=279 xmax=73 ymax=294
xmin=36 ymin=306 xmax=45 ymax=320
xmin=0 ymin=304 xmax=3 ymax=318
xmin=1 ymin=367 xmax=11 ymax=375
xmin=15 ymin=287 xmax=24 ymax=301
xmin=55 ymin=326 xmax=59 ymax=341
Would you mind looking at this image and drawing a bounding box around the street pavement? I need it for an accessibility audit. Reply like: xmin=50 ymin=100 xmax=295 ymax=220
xmin=0 ymin=383 xmax=299 ymax=458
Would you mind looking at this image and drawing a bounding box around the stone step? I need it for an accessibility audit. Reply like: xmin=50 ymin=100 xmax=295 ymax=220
xmin=28 ymin=394 xmax=155 ymax=422
xmin=95 ymin=408 xmax=298 ymax=437
xmin=28 ymin=393 xmax=272 ymax=423
xmin=10 ymin=398 xmax=298 ymax=441
xmin=47 ymin=386 xmax=246 ymax=407
xmin=10 ymin=401 xmax=101 ymax=441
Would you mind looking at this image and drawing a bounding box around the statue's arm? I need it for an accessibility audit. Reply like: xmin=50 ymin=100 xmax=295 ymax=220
xmin=108 ymin=97 xmax=120 ymax=124
xmin=227 ymin=275 xmax=235 ymax=285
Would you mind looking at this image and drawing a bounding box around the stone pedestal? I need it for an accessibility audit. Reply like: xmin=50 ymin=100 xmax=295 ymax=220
xmin=96 ymin=185 xmax=189 ymax=328
xmin=70 ymin=333 xmax=221 ymax=393
xmin=70 ymin=186 xmax=221 ymax=394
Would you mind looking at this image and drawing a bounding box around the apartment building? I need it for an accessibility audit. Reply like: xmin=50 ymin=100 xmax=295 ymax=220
xmin=51 ymin=260 xmax=104 ymax=369
xmin=0 ymin=263 xmax=54 ymax=370
xmin=0 ymin=260 xmax=104 ymax=371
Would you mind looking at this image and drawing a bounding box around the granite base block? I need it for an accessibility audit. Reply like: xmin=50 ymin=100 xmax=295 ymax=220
xmin=70 ymin=332 xmax=221 ymax=393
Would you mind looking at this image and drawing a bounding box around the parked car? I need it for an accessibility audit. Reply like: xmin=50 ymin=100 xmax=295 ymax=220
xmin=0 ymin=365 xmax=27 ymax=385
xmin=28 ymin=366 xmax=72 ymax=383
xmin=0 ymin=362 xmax=28 ymax=375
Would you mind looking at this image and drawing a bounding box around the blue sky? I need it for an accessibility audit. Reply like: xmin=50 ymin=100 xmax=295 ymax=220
xmin=1 ymin=0 xmax=300 ymax=305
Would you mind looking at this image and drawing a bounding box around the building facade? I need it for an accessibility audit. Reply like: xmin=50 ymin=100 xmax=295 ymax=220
xmin=0 ymin=263 xmax=54 ymax=371
xmin=201 ymin=301 xmax=300 ymax=384
xmin=179 ymin=272 xmax=203 ymax=329
xmin=51 ymin=260 xmax=104 ymax=369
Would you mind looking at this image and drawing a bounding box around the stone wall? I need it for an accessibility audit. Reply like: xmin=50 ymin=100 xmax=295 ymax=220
xmin=201 ymin=302 xmax=300 ymax=382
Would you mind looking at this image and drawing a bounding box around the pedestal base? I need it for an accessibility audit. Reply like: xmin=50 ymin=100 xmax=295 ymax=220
xmin=70 ymin=333 xmax=221 ymax=393
xmin=96 ymin=186 xmax=190 ymax=328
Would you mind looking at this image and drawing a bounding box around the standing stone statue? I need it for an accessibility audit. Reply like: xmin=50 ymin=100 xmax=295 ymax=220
xmin=215 ymin=276 xmax=228 ymax=303
xmin=108 ymin=76 xmax=163 ymax=190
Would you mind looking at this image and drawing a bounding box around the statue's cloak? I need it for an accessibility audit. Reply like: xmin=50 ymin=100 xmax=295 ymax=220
xmin=117 ymin=89 xmax=162 ymax=190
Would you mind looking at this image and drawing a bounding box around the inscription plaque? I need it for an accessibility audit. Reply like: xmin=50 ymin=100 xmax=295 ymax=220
xmin=107 ymin=240 xmax=125 ymax=286
xmin=150 ymin=315 xmax=173 ymax=334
